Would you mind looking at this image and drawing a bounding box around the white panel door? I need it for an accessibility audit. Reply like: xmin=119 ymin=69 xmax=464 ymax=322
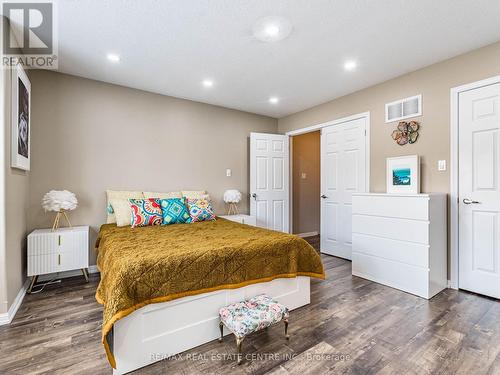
xmin=250 ymin=133 xmax=289 ymax=232
xmin=321 ymin=118 xmax=367 ymax=259
xmin=459 ymin=82 xmax=500 ymax=299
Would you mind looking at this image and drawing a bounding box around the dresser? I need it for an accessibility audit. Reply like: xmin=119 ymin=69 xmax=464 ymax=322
xmin=27 ymin=226 xmax=90 ymax=292
xmin=219 ymin=214 xmax=257 ymax=226
xmin=351 ymin=193 xmax=447 ymax=299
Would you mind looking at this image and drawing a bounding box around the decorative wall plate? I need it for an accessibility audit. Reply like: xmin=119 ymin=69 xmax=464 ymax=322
xmin=391 ymin=121 xmax=419 ymax=145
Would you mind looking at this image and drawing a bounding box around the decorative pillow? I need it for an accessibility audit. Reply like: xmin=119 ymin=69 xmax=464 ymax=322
xmin=106 ymin=190 xmax=144 ymax=223
xmin=129 ymin=198 xmax=163 ymax=227
xmin=182 ymin=190 xmax=210 ymax=200
xmin=109 ymin=198 xmax=135 ymax=227
xmin=159 ymin=198 xmax=192 ymax=225
xmin=186 ymin=198 xmax=216 ymax=222
xmin=143 ymin=191 xmax=182 ymax=199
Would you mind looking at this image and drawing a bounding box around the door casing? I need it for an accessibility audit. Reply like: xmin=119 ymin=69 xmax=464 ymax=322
xmin=450 ymin=75 xmax=500 ymax=289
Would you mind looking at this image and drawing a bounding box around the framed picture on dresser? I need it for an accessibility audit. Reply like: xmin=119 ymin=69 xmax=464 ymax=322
xmin=386 ymin=155 xmax=420 ymax=194
xmin=11 ymin=64 xmax=31 ymax=171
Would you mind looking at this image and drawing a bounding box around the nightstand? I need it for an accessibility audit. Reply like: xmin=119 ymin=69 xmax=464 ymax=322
xmin=219 ymin=214 xmax=257 ymax=226
xmin=27 ymin=226 xmax=90 ymax=293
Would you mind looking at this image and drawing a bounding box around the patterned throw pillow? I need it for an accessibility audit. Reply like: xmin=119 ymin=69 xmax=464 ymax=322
xmin=187 ymin=198 xmax=216 ymax=222
xmin=129 ymin=198 xmax=163 ymax=227
xmin=159 ymin=198 xmax=192 ymax=225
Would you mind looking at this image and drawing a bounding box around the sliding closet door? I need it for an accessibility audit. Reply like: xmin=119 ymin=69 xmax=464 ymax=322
xmin=250 ymin=133 xmax=289 ymax=232
xmin=321 ymin=118 xmax=367 ymax=259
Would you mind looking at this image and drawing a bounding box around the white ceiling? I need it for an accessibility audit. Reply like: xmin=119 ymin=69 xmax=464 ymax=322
xmin=52 ymin=0 xmax=500 ymax=118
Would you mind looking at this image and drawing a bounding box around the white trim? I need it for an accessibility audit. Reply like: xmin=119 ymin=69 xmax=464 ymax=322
xmin=449 ymin=75 xmax=500 ymax=290
xmin=38 ymin=265 xmax=99 ymax=282
xmin=0 ymin=278 xmax=30 ymax=325
xmin=296 ymin=231 xmax=319 ymax=238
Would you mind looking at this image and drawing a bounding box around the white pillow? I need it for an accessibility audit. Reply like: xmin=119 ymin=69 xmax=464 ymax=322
xmin=109 ymin=198 xmax=134 ymax=227
xmin=181 ymin=190 xmax=210 ymax=200
xmin=143 ymin=191 xmax=182 ymax=199
xmin=106 ymin=190 xmax=143 ymax=223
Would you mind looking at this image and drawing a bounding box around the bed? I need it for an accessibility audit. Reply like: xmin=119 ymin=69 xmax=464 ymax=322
xmin=95 ymin=218 xmax=324 ymax=374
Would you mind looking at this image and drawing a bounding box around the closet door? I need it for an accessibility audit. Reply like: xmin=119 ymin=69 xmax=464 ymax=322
xmin=321 ymin=118 xmax=367 ymax=259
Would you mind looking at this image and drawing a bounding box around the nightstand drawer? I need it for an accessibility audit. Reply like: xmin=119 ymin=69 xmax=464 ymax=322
xmin=27 ymin=226 xmax=90 ymax=277
xmin=219 ymin=215 xmax=257 ymax=226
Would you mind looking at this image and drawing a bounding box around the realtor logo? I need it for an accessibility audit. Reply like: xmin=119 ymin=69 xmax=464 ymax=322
xmin=2 ymin=1 xmax=58 ymax=68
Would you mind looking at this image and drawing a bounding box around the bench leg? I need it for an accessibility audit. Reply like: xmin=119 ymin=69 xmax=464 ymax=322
xmin=236 ymin=336 xmax=244 ymax=365
xmin=284 ymin=318 xmax=289 ymax=340
xmin=218 ymin=321 xmax=224 ymax=343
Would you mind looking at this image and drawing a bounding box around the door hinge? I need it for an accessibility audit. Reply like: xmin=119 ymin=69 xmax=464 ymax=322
xmin=364 ymin=129 xmax=367 ymax=136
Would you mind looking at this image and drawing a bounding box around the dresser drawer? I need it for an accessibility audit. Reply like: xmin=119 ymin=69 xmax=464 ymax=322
xmin=28 ymin=231 xmax=77 ymax=256
xmin=352 ymin=252 xmax=430 ymax=298
xmin=352 ymin=233 xmax=429 ymax=268
xmin=352 ymin=195 xmax=429 ymax=220
xmin=352 ymin=214 xmax=429 ymax=244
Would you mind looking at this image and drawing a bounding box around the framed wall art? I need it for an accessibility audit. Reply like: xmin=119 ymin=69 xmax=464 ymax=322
xmin=11 ymin=64 xmax=31 ymax=171
xmin=386 ymin=155 xmax=420 ymax=194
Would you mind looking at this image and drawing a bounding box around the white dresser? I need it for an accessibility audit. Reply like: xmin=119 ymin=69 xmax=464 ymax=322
xmin=219 ymin=214 xmax=257 ymax=226
xmin=27 ymin=226 xmax=90 ymax=292
xmin=351 ymin=193 xmax=447 ymax=299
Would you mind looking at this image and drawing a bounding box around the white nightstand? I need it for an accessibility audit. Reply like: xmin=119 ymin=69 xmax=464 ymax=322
xmin=219 ymin=214 xmax=257 ymax=226
xmin=27 ymin=226 xmax=90 ymax=293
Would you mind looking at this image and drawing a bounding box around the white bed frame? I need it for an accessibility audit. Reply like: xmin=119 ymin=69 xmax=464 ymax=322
xmin=113 ymin=276 xmax=311 ymax=374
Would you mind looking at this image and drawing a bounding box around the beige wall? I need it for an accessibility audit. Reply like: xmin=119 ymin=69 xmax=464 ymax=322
xmin=0 ymin=17 xmax=29 ymax=313
xmin=28 ymin=71 xmax=277 ymax=265
xmin=292 ymin=131 xmax=320 ymax=235
xmin=279 ymin=41 xmax=500 ymax=195
xmin=1 ymin=70 xmax=30 ymax=313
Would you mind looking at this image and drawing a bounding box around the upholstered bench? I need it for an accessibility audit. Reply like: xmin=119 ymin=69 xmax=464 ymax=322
xmin=218 ymin=294 xmax=290 ymax=364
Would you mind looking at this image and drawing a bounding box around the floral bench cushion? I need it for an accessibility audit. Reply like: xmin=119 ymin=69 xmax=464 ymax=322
xmin=219 ymin=294 xmax=289 ymax=338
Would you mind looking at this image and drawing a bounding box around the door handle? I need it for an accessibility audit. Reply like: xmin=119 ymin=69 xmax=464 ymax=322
xmin=252 ymin=193 xmax=257 ymax=200
xmin=463 ymin=198 xmax=480 ymax=205
xmin=321 ymin=195 xmax=327 ymax=199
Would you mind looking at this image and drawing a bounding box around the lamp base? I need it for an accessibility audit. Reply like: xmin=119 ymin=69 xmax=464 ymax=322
xmin=226 ymin=203 xmax=239 ymax=216
xmin=52 ymin=210 xmax=73 ymax=231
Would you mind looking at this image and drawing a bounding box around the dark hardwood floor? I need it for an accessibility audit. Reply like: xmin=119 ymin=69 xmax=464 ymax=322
xmin=1 ymin=235 xmax=499 ymax=374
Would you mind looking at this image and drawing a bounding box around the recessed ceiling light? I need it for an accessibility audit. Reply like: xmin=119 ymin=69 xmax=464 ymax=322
xmin=202 ymin=79 xmax=214 ymax=88
xmin=344 ymin=60 xmax=357 ymax=71
xmin=253 ymin=16 xmax=292 ymax=42
xmin=106 ymin=53 xmax=120 ymax=63
xmin=269 ymin=97 xmax=279 ymax=104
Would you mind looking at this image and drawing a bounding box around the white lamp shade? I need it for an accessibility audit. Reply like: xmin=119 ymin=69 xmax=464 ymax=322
xmin=223 ymin=189 xmax=242 ymax=204
xmin=42 ymin=190 xmax=78 ymax=212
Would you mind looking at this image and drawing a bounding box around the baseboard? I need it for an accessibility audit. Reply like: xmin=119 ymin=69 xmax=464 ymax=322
xmin=38 ymin=265 xmax=99 ymax=282
xmin=0 ymin=278 xmax=30 ymax=326
xmin=296 ymin=231 xmax=319 ymax=238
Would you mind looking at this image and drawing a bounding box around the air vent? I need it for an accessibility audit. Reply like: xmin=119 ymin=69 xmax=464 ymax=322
xmin=385 ymin=94 xmax=422 ymax=123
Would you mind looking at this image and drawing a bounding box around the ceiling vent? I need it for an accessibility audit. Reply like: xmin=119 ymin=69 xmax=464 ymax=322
xmin=385 ymin=94 xmax=422 ymax=123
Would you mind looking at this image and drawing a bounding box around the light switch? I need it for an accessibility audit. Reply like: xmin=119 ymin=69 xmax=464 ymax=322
xmin=226 ymin=168 xmax=232 ymax=177
xmin=438 ymin=160 xmax=446 ymax=171
xmin=301 ymin=172 xmax=307 ymax=179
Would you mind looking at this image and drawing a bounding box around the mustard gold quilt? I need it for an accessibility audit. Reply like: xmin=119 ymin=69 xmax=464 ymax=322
xmin=95 ymin=218 xmax=325 ymax=368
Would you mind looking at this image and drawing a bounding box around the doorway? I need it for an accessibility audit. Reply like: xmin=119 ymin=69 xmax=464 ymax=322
xmin=451 ymin=76 xmax=500 ymax=299
xmin=287 ymin=112 xmax=370 ymax=260
xmin=291 ymin=131 xmax=321 ymax=238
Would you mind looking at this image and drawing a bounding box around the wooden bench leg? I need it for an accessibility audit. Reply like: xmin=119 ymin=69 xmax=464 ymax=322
xmin=218 ymin=321 xmax=224 ymax=343
xmin=236 ymin=336 xmax=244 ymax=365
xmin=284 ymin=318 xmax=289 ymax=339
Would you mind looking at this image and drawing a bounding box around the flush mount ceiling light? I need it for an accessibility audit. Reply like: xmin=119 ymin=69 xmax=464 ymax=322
xmin=253 ymin=16 xmax=292 ymax=42
xmin=202 ymin=79 xmax=214 ymax=87
xmin=106 ymin=53 xmax=120 ymax=63
xmin=269 ymin=96 xmax=279 ymax=104
xmin=344 ymin=60 xmax=357 ymax=71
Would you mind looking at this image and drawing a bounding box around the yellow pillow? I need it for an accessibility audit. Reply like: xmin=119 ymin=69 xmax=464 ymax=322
xmin=143 ymin=191 xmax=182 ymax=199
xmin=106 ymin=190 xmax=143 ymax=223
